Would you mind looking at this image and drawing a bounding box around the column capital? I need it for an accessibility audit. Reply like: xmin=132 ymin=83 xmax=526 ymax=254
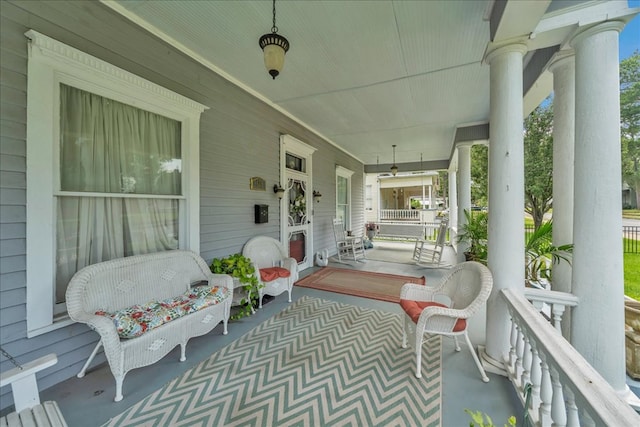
xmin=456 ymin=141 xmax=474 ymax=150
xmin=570 ymin=20 xmax=625 ymax=48
xmin=547 ymin=50 xmax=575 ymax=74
xmin=484 ymin=42 xmax=528 ymax=65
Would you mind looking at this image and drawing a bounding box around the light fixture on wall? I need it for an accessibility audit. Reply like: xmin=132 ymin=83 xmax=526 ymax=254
xmin=259 ymin=0 xmax=290 ymax=79
xmin=273 ymin=184 xmax=285 ymax=199
xmin=390 ymin=144 xmax=398 ymax=176
xmin=313 ymin=190 xmax=322 ymax=203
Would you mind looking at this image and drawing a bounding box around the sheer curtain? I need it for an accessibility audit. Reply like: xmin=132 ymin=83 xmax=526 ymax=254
xmin=56 ymin=85 xmax=181 ymax=303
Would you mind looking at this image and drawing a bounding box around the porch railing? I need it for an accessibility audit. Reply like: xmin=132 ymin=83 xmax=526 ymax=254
xmin=379 ymin=209 xmax=421 ymax=222
xmin=502 ymin=288 xmax=640 ymax=426
xmin=376 ymin=221 xmax=443 ymax=241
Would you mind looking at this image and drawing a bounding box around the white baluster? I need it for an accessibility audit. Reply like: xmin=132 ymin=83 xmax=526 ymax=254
xmin=515 ymin=322 xmax=525 ymax=388
xmin=550 ymin=366 xmax=567 ymax=427
xmin=522 ymin=332 xmax=532 ymax=390
xmin=529 ymin=340 xmax=542 ymax=413
xmin=564 ymin=388 xmax=579 ymax=427
xmin=539 ymin=352 xmax=552 ymax=427
xmin=508 ymin=316 xmax=518 ymax=372
xmin=551 ymin=303 xmax=567 ymax=331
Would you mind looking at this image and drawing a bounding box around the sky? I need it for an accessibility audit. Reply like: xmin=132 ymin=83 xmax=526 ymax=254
xmin=621 ymin=0 xmax=640 ymax=59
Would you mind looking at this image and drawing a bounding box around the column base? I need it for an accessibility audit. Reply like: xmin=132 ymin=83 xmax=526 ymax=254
xmin=478 ymin=345 xmax=508 ymax=376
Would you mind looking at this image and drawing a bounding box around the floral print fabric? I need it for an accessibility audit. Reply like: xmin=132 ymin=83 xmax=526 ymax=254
xmin=96 ymin=285 xmax=230 ymax=339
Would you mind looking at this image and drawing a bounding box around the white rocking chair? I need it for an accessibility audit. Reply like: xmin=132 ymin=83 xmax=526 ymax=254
xmin=332 ymin=218 xmax=366 ymax=262
xmin=413 ymin=220 xmax=449 ymax=267
xmin=0 ymin=353 xmax=68 ymax=426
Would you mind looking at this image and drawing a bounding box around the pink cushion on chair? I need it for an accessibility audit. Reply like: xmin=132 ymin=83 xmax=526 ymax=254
xmin=260 ymin=267 xmax=291 ymax=282
xmin=399 ymin=299 xmax=467 ymax=332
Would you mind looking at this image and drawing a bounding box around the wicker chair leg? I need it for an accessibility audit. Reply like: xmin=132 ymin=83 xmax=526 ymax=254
xmin=452 ymin=335 xmax=461 ymax=352
xmin=401 ymin=318 xmax=407 ymax=349
xmin=77 ymin=340 xmax=102 ymax=378
xmin=287 ymin=288 xmax=292 ymax=303
xmin=414 ymin=331 xmax=423 ymax=378
xmin=464 ymin=332 xmax=489 ymax=383
xmin=114 ymin=376 xmax=124 ymax=402
xmin=179 ymin=344 xmax=186 ymax=362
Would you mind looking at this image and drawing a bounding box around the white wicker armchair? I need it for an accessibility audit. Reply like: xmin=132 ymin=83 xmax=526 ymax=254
xmin=66 ymin=250 xmax=233 ymax=402
xmin=400 ymin=261 xmax=493 ymax=382
xmin=242 ymin=236 xmax=298 ymax=308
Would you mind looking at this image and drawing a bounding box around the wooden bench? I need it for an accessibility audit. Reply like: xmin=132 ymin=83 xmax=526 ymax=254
xmin=0 ymin=354 xmax=67 ymax=427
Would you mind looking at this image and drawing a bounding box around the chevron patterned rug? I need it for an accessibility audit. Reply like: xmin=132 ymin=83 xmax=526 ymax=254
xmin=104 ymin=296 xmax=442 ymax=427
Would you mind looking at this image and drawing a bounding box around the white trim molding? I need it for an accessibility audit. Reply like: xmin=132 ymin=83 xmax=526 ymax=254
xmin=24 ymin=30 xmax=207 ymax=337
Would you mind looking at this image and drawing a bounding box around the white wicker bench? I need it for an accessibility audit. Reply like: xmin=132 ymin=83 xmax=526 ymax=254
xmin=66 ymin=250 xmax=233 ymax=402
xmin=0 ymin=354 xmax=67 ymax=427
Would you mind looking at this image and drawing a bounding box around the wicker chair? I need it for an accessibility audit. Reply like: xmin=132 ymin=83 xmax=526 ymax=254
xmin=400 ymin=261 xmax=493 ymax=382
xmin=242 ymin=236 xmax=298 ymax=308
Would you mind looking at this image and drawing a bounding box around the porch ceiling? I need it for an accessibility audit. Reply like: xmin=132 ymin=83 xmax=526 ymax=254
xmin=105 ymin=0 xmax=604 ymax=169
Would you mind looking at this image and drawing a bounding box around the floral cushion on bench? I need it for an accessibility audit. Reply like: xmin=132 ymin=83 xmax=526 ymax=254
xmin=96 ymin=285 xmax=230 ymax=339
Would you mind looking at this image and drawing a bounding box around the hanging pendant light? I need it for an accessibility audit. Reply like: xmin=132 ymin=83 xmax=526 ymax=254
xmin=259 ymin=0 xmax=290 ymax=79
xmin=390 ymin=144 xmax=398 ymax=176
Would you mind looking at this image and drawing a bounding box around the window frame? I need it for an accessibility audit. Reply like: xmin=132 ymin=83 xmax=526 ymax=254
xmin=335 ymin=166 xmax=354 ymax=228
xmin=25 ymin=30 xmax=207 ymax=337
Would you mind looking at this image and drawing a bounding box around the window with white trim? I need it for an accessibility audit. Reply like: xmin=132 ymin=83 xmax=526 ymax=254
xmin=365 ymin=184 xmax=373 ymax=211
xmin=336 ymin=166 xmax=354 ymax=227
xmin=25 ymin=31 xmax=207 ymax=337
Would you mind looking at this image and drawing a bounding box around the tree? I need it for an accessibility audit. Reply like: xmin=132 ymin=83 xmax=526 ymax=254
xmin=621 ymin=51 xmax=640 ymax=209
xmin=470 ymin=144 xmax=488 ymax=207
xmin=524 ymin=102 xmax=554 ymax=230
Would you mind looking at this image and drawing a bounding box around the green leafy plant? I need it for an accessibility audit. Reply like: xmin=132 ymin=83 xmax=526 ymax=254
xmin=465 ymin=409 xmax=516 ymax=427
xmin=210 ymin=253 xmax=261 ymax=320
xmin=525 ymin=221 xmax=573 ymax=287
xmin=457 ymin=209 xmax=488 ymax=263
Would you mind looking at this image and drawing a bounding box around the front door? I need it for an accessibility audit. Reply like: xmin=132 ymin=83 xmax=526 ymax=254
xmin=280 ymin=135 xmax=316 ymax=270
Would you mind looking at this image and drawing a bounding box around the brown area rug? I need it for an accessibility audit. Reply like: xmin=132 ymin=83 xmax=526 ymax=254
xmin=295 ymin=267 xmax=425 ymax=303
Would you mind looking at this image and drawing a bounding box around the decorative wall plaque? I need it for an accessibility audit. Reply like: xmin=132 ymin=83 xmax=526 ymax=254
xmin=250 ymin=177 xmax=266 ymax=191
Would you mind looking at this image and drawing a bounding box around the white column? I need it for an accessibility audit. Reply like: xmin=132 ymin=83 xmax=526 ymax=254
xmin=448 ymin=169 xmax=458 ymax=236
xmin=570 ymin=22 xmax=626 ymax=393
xmin=483 ymin=43 xmax=527 ymax=368
xmin=456 ymin=142 xmax=472 ymax=262
xmin=548 ymin=52 xmax=575 ymax=339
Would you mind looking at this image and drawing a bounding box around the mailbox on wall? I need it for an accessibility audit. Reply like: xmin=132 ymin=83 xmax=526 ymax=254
xmin=255 ymin=204 xmax=268 ymax=224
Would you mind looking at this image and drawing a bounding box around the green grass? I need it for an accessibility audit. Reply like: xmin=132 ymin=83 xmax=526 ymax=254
xmin=623 ymin=209 xmax=640 ymax=220
xmin=625 ymin=238 xmax=640 ymax=300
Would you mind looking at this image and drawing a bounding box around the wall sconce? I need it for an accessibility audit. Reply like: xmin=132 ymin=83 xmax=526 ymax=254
xmin=273 ymin=184 xmax=285 ymax=199
xmin=313 ymin=190 xmax=322 ymax=203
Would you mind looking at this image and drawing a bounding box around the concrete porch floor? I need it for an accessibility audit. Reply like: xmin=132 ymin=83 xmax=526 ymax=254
xmin=29 ymin=241 xmax=521 ymax=426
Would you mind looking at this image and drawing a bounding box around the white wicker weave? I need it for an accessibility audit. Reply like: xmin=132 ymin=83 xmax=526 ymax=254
xmin=242 ymin=236 xmax=298 ymax=308
xmin=65 ymin=250 xmax=233 ymax=402
xmin=400 ymin=261 xmax=493 ymax=382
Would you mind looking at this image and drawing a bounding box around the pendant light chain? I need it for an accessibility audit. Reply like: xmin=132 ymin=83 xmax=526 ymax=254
xmin=272 ymin=0 xmax=278 ymax=33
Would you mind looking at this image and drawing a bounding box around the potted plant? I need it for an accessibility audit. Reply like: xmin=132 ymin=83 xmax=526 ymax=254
xmin=457 ymin=209 xmax=488 ymax=262
xmin=210 ymin=253 xmax=262 ymax=320
xmin=365 ymin=222 xmax=379 ymax=239
xmin=524 ymin=221 xmax=573 ymax=289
